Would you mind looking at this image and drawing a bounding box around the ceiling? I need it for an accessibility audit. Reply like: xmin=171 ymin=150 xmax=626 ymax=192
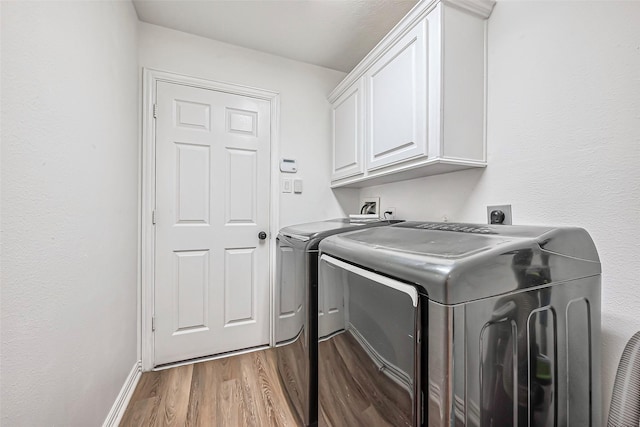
xmin=132 ymin=0 xmax=418 ymax=73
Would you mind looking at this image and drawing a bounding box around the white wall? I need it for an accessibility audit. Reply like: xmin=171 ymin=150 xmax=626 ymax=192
xmin=1 ymin=1 xmax=139 ymax=425
xmin=360 ymin=1 xmax=640 ymax=420
xmin=138 ymin=22 xmax=359 ymax=228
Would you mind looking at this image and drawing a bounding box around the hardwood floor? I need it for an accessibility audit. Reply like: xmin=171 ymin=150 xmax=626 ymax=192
xmin=318 ymin=332 xmax=413 ymax=427
xmin=274 ymin=332 xmax=308 ymax=423
xmin=120 ymin=349 xmax=300 ymax=427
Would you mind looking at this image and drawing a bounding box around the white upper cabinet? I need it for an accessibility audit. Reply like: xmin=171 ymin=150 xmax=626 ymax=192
xmin=328 ymin=0 xmax=495 ymax=188
xmin=331 ymin=79 xmax=364 ymax=180
xmin=366 ymin=18 xmax=427 ymax=171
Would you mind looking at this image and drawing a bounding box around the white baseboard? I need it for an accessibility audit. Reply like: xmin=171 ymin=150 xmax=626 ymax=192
xmin=103 ymin=360 xmax=142 ymax=427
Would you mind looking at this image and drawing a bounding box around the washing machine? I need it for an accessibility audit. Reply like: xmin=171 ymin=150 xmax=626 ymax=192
xmin=317 ymin=221 xmax=601 ymax=427
xmin=275 ymin=218 xmax=401 ymax=426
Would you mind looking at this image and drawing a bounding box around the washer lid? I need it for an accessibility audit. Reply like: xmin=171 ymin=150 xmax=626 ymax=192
xmin=318 ymin=221 xmax=601 ymax=305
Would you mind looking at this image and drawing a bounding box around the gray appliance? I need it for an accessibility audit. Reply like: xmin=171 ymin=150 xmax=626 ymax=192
xmin=318 ymin=221 xmax=601 ymax=427
xmin=275 ymin=218 xmax=400 ymax=427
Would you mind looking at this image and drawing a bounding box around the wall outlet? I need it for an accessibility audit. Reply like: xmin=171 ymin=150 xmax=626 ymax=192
xmin=383 ymin=207 xmax=396 ymax=220
xmin=487 ymin=204 xmax=512 ymax=225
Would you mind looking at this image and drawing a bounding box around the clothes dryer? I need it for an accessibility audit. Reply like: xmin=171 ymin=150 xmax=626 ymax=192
xmin=318 ymin=221 xmax=601 ymax=427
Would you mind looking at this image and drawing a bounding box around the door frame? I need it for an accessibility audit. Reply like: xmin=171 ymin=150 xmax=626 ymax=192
xmin=139 ymin=68 xmax=280 ymax=371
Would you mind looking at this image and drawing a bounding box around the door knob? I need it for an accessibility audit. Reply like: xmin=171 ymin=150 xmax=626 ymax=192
xmin=258 ymin=231 xmax=267 ymax=240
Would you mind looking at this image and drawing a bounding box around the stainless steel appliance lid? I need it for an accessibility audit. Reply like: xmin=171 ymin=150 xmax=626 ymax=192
xmin=279 ymin=218 xmax=399 ymax=242
xmin=319 ymin=221 xmax=601 ymax=305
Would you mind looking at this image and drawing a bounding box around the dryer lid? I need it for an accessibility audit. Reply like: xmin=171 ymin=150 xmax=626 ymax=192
xmin=318 ymin=221 xmax=601 ymax=305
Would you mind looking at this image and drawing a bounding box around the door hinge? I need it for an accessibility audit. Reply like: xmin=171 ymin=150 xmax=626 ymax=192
xmin=152 ymin=210 xmax=156 ymax=225
xmin=152 ymin=316 xmax=156 ymax=332
xmin=153 ymin=103 xmax=158 ymax=119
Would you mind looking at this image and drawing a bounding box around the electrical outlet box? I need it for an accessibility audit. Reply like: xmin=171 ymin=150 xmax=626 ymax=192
xmin=360 ymin=197 xmax=380 ymax=216
xmin=487 ymin=204 xmax=512 ymax=225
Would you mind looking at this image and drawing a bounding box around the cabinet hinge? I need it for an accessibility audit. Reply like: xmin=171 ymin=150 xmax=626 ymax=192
xmin=153 ymin=103 xmax=158 ymax=119
xmin=152 ymin=210 xmax=156 ymax=225
xmin=152 ymin=316 xmax=156 ymax=332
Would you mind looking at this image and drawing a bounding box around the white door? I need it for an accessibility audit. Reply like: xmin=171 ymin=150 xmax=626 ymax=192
xmin=154 ymin=81 xmax=271 ymax=366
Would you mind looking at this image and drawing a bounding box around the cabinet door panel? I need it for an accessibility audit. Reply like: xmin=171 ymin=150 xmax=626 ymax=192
xmin=332 ymin=81 xmax=364 ymax=180
xmin=366 ymin=19 xmax=428 ymax=170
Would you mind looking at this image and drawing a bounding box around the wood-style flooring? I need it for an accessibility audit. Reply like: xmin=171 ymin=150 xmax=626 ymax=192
xmin=318 ymin=332 xmax=413 ymax=427
xmin=273 ymin=332 xmax=307 ymax=424
xmin=120 ymin=349 xmax=300 ymax=427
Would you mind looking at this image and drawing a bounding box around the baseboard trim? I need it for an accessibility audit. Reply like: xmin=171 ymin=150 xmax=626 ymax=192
xmin=102 ymin=360 xmax=142 ymax=427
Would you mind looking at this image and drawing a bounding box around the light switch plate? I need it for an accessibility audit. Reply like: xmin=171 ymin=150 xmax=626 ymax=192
xmin=281 ymin=178 xmax=292 ymax=193
xmin=293 ymin=179 xmax=303 ymax=194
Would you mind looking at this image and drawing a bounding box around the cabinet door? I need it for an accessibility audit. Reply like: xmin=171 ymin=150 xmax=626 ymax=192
xmin=331 ymin=80 xmax=364 ymax=181
xmin=366 ymin=18 xmax=428 ymax=171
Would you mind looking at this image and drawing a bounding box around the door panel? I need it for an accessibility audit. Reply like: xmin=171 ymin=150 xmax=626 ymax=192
xmin=226 ymin=149 xmax=257 ymax=224
xmin=227 ymin=108 xmax=257 ymax=135
xmin=224 ymin=247 xmax=256 ymax=325
xmin=175 ymin=100 xmax=211 ymax=131
xmin=154 ymin=81 xmax=271 ymax=366
xmin=176 ymin=143 xmax=210 ymax=224
xmin=174 ymin=250 xmax=209 ymax=331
